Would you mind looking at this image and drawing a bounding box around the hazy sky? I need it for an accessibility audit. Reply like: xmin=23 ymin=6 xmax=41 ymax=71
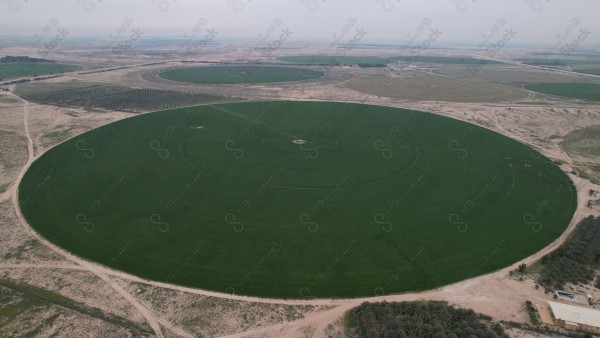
xmin=1 ymin=0 xmax=599 ymax=47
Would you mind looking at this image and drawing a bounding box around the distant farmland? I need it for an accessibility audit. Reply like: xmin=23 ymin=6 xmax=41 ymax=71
xmin=158 ymin=65 xmax=324 ymax=84
xmin=0 ymin=63 xmax=77 ymax=80
xmin=392 ymin=56 xmax=502 ymax=64
xmin=279 ymin=55 xmax=500 ymax=66
xmin=574 ymin=69 xmax=600 ymax=75
xmin=518 ymin=58 xmax=600 ymax=66
xmin=279 ymin=55 xmax=394 ymax=66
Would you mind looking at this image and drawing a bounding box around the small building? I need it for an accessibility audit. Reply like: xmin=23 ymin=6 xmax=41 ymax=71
xmin=548 ymin=301 xmax=600 ymax=334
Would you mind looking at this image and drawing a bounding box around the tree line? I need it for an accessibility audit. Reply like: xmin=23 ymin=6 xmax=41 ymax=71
xmin=538 ymin=216 xmax=600 ymax=289
xmin=347 ymin=301 xmax=509 ymax=338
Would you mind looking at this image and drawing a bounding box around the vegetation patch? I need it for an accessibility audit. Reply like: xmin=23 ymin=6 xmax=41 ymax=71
xmin=524 ymin=301 xmax=541 ymax=325
xmin=537 ymin=216 xmax=600 ymax=289
xmin=346 ymin=301 xmax=509 ymax=337
xmin=19 ymin=101 xmax=575 ymax=298
xmin=0 ymin=278 xmax=151 ymax=334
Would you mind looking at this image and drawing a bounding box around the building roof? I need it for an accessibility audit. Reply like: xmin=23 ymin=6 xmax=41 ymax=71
xmin=548 ymin=301 xmax=600 ymax=328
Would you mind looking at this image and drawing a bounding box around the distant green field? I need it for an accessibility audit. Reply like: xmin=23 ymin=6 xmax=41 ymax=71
xmin=20 ymin=101 xmax=576 ymax=298
xmin=159 ymin=65 xmax=323 ymax=84
xmin=278 ymin=55 xmax=394 ymax=65
xmin=279 ymin=55 xmax=500 ymax=65
xmin=519 ymin=58 xmax=600 ymax=66
xmin=528 ymin=51 xmax=600 ymax=58
xmin=0 ymin=63 xmax=77 ymax=80
xmin=392 ymin=56 xmax=501 ymax=64
xmin=525 ymin=83 xmax=600 ymax=101
xmin=574 ymin=69 xmax=600 ymax=75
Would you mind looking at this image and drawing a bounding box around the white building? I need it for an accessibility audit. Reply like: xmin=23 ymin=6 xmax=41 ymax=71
xmin=548 ymin=301 xmax=600 ymax=334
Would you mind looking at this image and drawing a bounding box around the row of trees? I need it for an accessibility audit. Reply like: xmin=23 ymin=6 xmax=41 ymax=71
xmin=348 ymin=301 xmax=509 ymax=338
xmin=538 ymin=216 xmax=600 ymax=289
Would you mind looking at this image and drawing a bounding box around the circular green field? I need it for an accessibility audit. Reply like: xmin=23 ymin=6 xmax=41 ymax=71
xmin=158 ymin=65 xmax=324 ymax=85
xmin=19 ymin=101 xmax=576 ymax=298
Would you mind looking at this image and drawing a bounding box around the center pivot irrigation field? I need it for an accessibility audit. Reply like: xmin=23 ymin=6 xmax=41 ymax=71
xmin=19 ymin=101 xmax=576 ymax=298
xmin=525 ymin=83 xmax=600 ymax=101
xmin=158 ymin=65 xmax=324 ymax=84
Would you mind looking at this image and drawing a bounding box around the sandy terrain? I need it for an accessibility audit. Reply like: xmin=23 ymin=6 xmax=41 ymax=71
xmin=1 ymin=45 xmax=600 ymax=337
